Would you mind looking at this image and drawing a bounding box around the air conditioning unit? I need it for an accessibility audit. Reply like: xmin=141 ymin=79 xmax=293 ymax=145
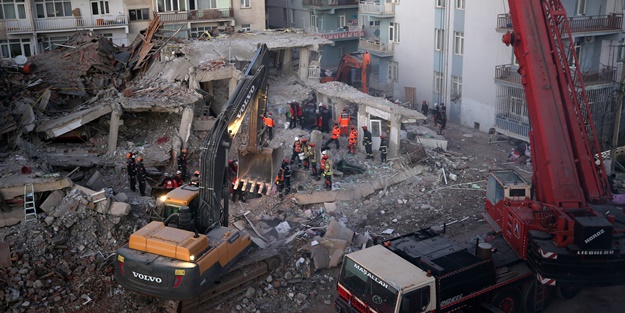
xmin=584 ymin=36 xmax=594 ymax=43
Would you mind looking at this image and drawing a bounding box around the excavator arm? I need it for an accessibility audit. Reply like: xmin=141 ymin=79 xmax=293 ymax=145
xmin=320 ymin=51 xmax=370 ymax=94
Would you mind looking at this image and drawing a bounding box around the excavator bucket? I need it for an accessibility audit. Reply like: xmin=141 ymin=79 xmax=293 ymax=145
xmin=236 ymin=146 xmax=283 ymax=195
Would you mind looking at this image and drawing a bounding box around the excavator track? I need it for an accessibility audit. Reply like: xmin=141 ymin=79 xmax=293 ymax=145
xmin=165 ymin=249 xmax=282 ymax=313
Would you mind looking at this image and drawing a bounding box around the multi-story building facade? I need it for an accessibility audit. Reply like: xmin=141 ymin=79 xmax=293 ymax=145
xmin=0 ymin=0 xmax=265 ymax=59
xmin=393 ymin=0 xmax=623 ymax=147
xmin=266 ymin=0 xmax=362 ymax=70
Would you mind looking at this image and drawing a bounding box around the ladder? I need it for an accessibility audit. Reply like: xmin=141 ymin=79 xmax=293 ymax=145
xmin=23 ymin=183 xmax=37 ymax=222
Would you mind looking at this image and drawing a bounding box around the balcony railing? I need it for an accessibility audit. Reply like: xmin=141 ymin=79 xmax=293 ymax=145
xmin=157 ymin=8 xmax=233 ymax=23
xmin=5 ymin=16 xmax=128 ymax=32
xmin=305 ymin=26 xmax=364 ymax=40
xmin=303 ymin=0 xmax=358 ymax=6
xmin=359 ymin=1 xmax=395 ymax=15
xmin=495 ymin=115 xmax=530 ymax=139
xmin=497 ymin=13 xmax=623 ymax=33
xmin=496 ymin=64 xmax=616 ymax=87
xmin=359 ymin=37 xmax=394 ymax=54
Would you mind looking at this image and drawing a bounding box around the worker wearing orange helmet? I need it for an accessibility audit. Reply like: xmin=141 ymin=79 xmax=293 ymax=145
xmin=338 ymin=108 xmax=351 ymax=136
xmin=263 ymin=112 xmax=275 ymax=140
xmin=177 ymin=148 xmax=188 ymax=181
xmin=135 ymin=156 xmax=147 ymax=196
xmin=348 ymin=126 xmax=358 ymax=155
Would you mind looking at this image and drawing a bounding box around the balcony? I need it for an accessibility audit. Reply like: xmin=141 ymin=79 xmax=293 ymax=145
xmin=359 ymin=37 xmax=394 ymax=56
xmin=496 ymin=13 xmax=623 ymax=34
xmin=495 ymin=115 xmax=530 ymax=140
xmin=359 ymin=1 xmax=395 ymax=15
xmin=495 ymin=64 xmax=617 ymax=87
xmin=303 ymin=0 xmax=358 ymax=8
xmin=157 ymin=8 xmax=233 ymax=23
xmin=5 ymin=16 xmax=128 ymax=33
xmin=305 ymin=26 xmax=364 ymax=41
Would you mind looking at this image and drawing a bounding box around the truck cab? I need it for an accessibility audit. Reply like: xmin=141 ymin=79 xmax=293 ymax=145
xmin=335 ymin=245 xmax=436 ymax=313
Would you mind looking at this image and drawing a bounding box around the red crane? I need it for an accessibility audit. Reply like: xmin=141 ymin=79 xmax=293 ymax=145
xmin=485 ymin=0 xmax=625 ymax=287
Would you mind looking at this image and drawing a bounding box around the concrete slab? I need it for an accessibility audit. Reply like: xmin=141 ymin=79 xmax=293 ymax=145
xmin=0 ymin=207 xmax=23 ymax=227
xmin=36 ymin=104 xmax=112 ymax=139
xmin=0 ymin=175 xmax=72 ymax=200
xmin=109 ymin=201 xmax=131 ymax=216
xmin=40 ymin=190 xmax=65 ymax=213
xmin=86 ymin=171 xmax=106 ymax=191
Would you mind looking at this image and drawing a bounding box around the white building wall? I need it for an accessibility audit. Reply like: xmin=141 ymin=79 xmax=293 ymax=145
xmin=392 ymin=0 xmax=435 ymax=105
xmin=460 ymin=1 xmax=508 ymax=131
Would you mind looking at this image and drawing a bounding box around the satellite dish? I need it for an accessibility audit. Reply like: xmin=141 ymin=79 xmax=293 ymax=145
xmin=15 ymin=55 xmax=27 ymax=65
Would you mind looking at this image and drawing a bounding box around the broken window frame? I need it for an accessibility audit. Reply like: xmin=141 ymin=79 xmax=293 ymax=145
xmin=129 ymin=8 xmax=150 ymax=21
xmin=34 ymin=0 xmax=72 ymax=18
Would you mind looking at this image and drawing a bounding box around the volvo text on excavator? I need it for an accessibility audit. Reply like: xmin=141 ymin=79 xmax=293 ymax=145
xmin=114 ymin=44 xmax=281 ymax=312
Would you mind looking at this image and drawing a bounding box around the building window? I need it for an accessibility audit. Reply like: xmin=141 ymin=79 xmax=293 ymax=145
xmin=311 ymin=14 xmax=318 ymax=28
xmin=451 ymin=75 xmax=462 ymax=96
xmin=129 ymin=8 xmax=149 ymax=21
xmin=435 ymin=28 xmax=445 ymax=51
xmin=388 ymin=61 xmax=399 ymax=82
xmin=157 ymin=0 xmax=186 ymax=12
xmin=454 ymin=31 xmax=464 ymax=55
xmin=369 ymin=20 xmax=380 ymax=26
xmin=0 ymin=0 xmax=27 ymax=19
xmin=0 ymin=39 xmax=31 ymax=59
xmin=90 ymin=1 xmax=109 ymax=15
xmin=240 ymin=0 xmax=250 ymax=9
xmin=338 ymin=15 xmax=346 ymax=28
xmin=435 ymin=0 xmax=445 ymax=8
xmin=241 ymin=23 xmax=251 ymax=31
xmin=289 ymin=9 xmax=294 ymax=25
xmin=190 ymin=26 xmax=215 ymax=38
xmin=576 ymin=0 xmax=586 ymax=15
xmin=390 ymin=22 xmax=400 ymax=43
xmin=35 ymin=0 xmax=73 ymax=18
xmin=455 ymin=0 xmax=465 ymax=9
xmin=434 ymin=71 xmax=443 ymax=94
xmin=510 ymin=96 xmax=529 ymax=122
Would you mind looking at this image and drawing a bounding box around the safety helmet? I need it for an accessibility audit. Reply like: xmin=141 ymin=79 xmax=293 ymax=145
xmin=132 ymin=149 xmax=138 ymax=155
xmin=137 ymin=156 xmax=143 ymax=162
xmin=176 ymin=170 xmax=181 ymax=175
xmin=283 ymin=158 xmax=291 ymax=164
xmin=334 ymin=123 xmax=339 ymax=126
xmin=164 ymin=172 xmax=170 ymax=177
xmin=126 ymin=152 xmax=132 ymax=159
xmin=268 ymin=112 xmax=273 ymax=116
xmin=380 ymin=135 xmax=386 ymax=139
xmin=362 ymin=126 xmax=367 ymax=130
xmin=343 ymin=108 xmax=347 ymax=111
xmin=182 ymin=149 xmax=187 ymax=153
xmin=301 ymin=138 xmax=307 ymax=143
xmin=309 ymin=142 xmax=315 ymax=147
xmin=322 ymin=104 xmax=327 ymax=108
xmin=323 ymin=154 xmax=329 ymax=159
xmin=194 ymin=170 xmax=200 ymax=175
xmin=318 ymin=102 xmax=323 ymax=107
xmin=295 ymin=136 xmax=299 ymax=141
xmin=434 ymin=103 xmax=439 ymax=108
xmin=351 ymin=125 xmax=355 ymax=129
xmin=322 ymin=150 xmax=327 ymax=155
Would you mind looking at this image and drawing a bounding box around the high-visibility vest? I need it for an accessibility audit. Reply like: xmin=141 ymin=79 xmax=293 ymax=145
xmin=331 ymin=127 xmax=340 ymax=139
xmin=324 ymin=160 xmax=333 ymax=176
xmin=348 ymin=130 xmax=357 ymax=142
xmin=264 ymin=116 xmax=274 ymax=127
xmin=339 ymin=113 xmax=350 ymax=127
xmin=320 ymin=158 xmax=326 ymax=170
xmin=294 ymin=141 xmax=302 ymax=153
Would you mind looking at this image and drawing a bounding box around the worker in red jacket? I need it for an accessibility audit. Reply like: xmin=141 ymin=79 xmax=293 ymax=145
xmin=289 ymin=101 xmax=298 ymax=129
xmin=159 ymin=173 xmax=179 ymax=190
xmin=315 ymin=109 xmax=323 ymax=131
xmin=338 ymin=108 xmax=350 ymax=136
xmin=263 ymin=112 xmax=275 ymax=140
xmin=296 ymin=102 xmax=303 ymax=128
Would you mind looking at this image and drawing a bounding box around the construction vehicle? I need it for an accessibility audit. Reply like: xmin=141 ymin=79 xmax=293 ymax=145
xmin=334 ymin=1 xmax=625 ymax=312
xmin=320 ymin=51 xmax=371 ymax=94
xmin=114 ymin=44 xmax=281 ymax=312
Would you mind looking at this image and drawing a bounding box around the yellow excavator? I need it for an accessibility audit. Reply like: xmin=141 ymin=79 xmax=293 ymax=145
xmin=114 ymin=44 xmax=281 ymax=312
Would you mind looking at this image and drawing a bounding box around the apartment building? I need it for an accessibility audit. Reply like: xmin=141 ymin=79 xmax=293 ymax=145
xmin=393 ymin=0 xmax=623 ymax=147
xmin=266 ymin=0 xmax=361 ymax=69
xmin=0 ymin=0 xmax=265 ymax=59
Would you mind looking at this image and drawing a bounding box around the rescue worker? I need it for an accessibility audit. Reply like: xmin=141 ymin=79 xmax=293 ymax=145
xmin=379 ymin=134 xmax=388 ymax=163
xmin=291 ymin=137 xmax=303 ymax=168
xmin=421 ymin=100 xmax=429 ymax=124
xmin=319 ymin=150 xmax=327 ymax=181
xmin=190 ymin=170 xmax=200 ymax=186
xmin=320 ymin=103 xmax=331 ymax=133
xmin=136 ymin=156 xmax=147 ymax=196
xmin=362 ymin=125 xmax=373 ymax=160
xmin=322 ymin=154 xmax=333 ymax=191
xmin=348 ymin=126 xmax=358 ymax=155
xmin=314 ymin=109 xmax=323 ymax=131
xmin=308 ymin=142 xmax=319 ymax=179
xmin=159 ymin=173 xmax=179 ymax=190
xmin=177 ymin=149 xmax=188 ymax=181
xmin=324 ymin=123 xmax=341 ymax=150
xmin=283 ymin=158 xmax=292 ymax=193
xmin=431 ymin=104 xmax=440 ymax=128
xmin=126 ymin=151 xmax=137 ymax=192
xmin=289 ymin=101 xmax=298 ymax=129
xmin=275 ymin=164 xmax=285 ymax=198
xmin=338 ymin=108 xmax=350 ymax=136
xmin=301 ymin=138 xmax=310 ymax=170
xmin=296 ymin=101 xmax=304 ymax=128
xmin=263 ymin=112 xmax=275 ymax=140
xmin=228 ymin=159 xmax=238 ymax=177
xmin=231 ymin=177 xmax=246 ymax=202
xmin=437 ymin=105 xmax=447 ymax=135
xmin=174 ymin=170 xmax=184 ymax=186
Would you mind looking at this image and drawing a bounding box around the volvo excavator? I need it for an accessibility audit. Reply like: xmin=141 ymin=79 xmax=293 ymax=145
xmin=114 ymin=44 xmax=282 ymax=312
xmin=320 ymin=51 xmax=371 ymax=94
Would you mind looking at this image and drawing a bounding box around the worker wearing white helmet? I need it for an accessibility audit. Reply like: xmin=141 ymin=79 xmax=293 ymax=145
xmin=291 ymin=136 xmax=303 ymax=168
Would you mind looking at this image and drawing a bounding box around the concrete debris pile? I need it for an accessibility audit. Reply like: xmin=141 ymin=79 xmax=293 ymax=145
xmin=0 ymin=185 xmax=140 ymax=313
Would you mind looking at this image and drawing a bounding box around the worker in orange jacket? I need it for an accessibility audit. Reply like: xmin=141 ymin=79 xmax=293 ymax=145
xmin=347 ymin=126 xmax=358 ymax=154
xmin=263 ymin=112 xmax=275 ymax=140
xmin=323 ymin=123 xmax=341 ymax=150
xmin=338 ymin=108 xmax=350 ymax=136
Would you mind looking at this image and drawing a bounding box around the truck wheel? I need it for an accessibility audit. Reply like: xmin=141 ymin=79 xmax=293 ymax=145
xmin=555 ymin=286 xmax=580 ymax=300
xmin=491 ymin=287 xmax=522 ymax=313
